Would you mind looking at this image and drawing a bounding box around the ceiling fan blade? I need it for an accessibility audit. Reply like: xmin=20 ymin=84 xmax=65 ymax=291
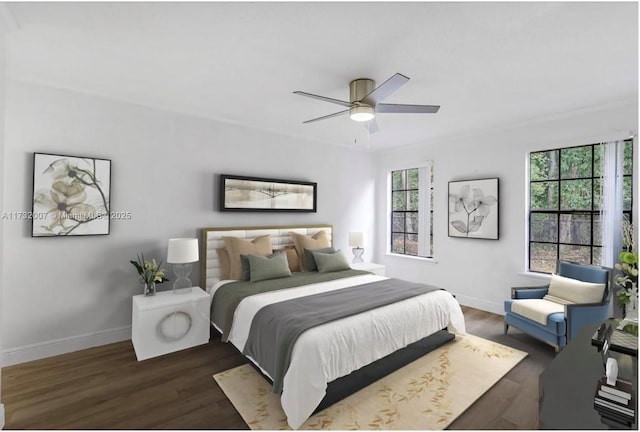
xmin=361 ymin=73 xmax=409 ymax=105
xmin=376 ymin=103 xmax=440 ymax=114
xmin=302 ymin=109 xmax=350 ymax=124
xmin=366 ymin=118 xmax=380 ymax=134
xmin=293 ymin=91 xmax=353 ymax=108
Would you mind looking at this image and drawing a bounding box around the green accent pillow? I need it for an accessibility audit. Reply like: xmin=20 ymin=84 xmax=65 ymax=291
xmin=311 ymin=249 xmax=351 ymax=273
xmin=303 ymin=247 xmax=335 ymax=272
xmin=248 ymin=253 xmax=292 ymax=282
xmin=240 ymin=253 xmax=278 ymax=281
xmin=239 ymin=254 xmax=251 ymax=281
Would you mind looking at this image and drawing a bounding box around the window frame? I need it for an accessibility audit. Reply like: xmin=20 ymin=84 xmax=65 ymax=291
xmin=527 ymin=140 xmax=633 ymax=273
xmin=388 ymin=162 xmax=433 ymax=258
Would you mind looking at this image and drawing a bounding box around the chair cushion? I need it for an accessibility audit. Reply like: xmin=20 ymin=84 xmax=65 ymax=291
xmin=548 ymin=273 xmax=606 ymax=304
xmin=510 ymin=299 xmax=565 ymax=325
xmin=505 ymin=300 xmax=566 ymax=337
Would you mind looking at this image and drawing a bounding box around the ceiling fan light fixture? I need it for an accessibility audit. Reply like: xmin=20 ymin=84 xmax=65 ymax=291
xmin=350 ymin=105 xmax=375 ymax=122
xmin=295 ymin=73 xmax=440 ymax=131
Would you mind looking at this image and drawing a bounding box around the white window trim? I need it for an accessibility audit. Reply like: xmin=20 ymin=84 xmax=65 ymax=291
xmin=385 ymin=252 xmax=439 ymax=264
xmin=524 ymin=152 xmax=532 ymax=272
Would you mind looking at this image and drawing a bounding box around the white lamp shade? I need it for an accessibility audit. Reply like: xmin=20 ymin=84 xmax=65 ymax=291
xmin=167 ymin=238 xmax=199 ymax=263
xmin=349 ymin=232 xmax=364 ymax=247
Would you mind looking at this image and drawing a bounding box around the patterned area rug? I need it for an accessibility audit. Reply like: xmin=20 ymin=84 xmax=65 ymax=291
xmin=213 ymin=334 xmax=527 ymax=430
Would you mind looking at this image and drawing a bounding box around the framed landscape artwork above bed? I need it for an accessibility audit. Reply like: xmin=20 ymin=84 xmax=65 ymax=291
xmin=219 ymin=174 xmax=317 ymax=212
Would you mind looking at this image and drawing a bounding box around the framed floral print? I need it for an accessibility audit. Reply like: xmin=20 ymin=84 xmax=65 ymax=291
xmin=32 ymin=153 xmax=111 ymax=236
xmin=448 ymin=178 xmax=499 ymax=240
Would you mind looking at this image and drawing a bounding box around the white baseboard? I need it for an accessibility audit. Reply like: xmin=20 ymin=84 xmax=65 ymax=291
xmin=454 ymin=294 xmax=504 ymax=316
xmin=0 ymin=326 xmax=131 ymax=367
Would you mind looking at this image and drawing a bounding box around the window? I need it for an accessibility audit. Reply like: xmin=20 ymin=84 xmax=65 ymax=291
xmin=528 ymin=140 xmax=633 ymax=273
xmin=390 ymin=165 xmax=433 ymax=257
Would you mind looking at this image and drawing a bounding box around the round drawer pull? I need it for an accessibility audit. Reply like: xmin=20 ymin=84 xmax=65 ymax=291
xmin=157 ymin=310 xmax=192 ymax=341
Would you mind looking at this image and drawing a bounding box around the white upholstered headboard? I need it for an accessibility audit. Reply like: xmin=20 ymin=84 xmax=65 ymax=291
xmin=200 ymin=224 xmax=333 ymax=292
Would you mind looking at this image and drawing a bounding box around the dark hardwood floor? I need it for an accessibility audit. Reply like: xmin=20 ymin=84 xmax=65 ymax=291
xmin=2 ymin=306 xmax=555 ymax=429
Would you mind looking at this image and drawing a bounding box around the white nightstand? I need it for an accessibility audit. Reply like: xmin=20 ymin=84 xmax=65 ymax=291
xmin=351 ymin=262 xmax=386 ymax=276
xmin=132 ymin=287 xmax=210 ymax=361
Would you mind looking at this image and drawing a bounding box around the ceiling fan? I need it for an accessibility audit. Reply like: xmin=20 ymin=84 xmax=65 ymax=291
xmin=293 ymin=73 xmax=440 ymax=133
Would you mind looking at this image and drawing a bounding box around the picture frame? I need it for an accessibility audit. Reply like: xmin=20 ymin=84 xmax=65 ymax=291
xmin=219 ymin=174 xmax=317 ymax=212
xmin=32 ymin=152 xmax=111 ymax=237
xmin=448 ymin=177 xmax=499 ymax=240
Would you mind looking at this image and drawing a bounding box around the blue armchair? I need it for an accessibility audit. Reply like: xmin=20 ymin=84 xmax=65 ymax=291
xmin=504 ymin=261 xmax=611 ymax=352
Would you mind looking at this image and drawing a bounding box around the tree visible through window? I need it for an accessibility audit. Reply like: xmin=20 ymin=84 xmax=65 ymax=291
xmin=391 ymin=166 xmax=433 ymax=257
xmin=529 ymin=141 xmax=633 ymax=273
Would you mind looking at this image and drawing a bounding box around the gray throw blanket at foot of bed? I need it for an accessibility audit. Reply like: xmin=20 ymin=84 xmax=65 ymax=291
xmin=243 ymin=278 xmax=441 ymax=393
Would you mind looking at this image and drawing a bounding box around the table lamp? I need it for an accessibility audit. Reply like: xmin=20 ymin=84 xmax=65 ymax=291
xmin=167 ymin=238 xmax=199 ymax=294
xmin=349 ymin=231 xmax=364 ymax=263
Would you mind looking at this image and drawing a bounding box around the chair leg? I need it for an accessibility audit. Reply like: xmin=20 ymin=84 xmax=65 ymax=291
xmin=504 ymin=323 xmax=509 ymax=334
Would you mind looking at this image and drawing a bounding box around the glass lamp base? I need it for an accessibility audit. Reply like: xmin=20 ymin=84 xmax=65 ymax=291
xmin=352 ymin=247 xmax=364 ymax=263
xmin=173 ymin=263 xmax=193 ymax=294
xmin=173 ymin=286 xmax=192 ymax=295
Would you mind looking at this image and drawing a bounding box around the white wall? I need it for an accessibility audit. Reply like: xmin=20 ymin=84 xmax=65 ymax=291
xmin=0 ymin=14 xmax=7 ymax=432
xmin=375 ymin=101 xmax=638 ymax=314
xmin=1 ymin=80 xmax=376 ymax=365
xmin=0 ymin=5 xmax=16 ymax=426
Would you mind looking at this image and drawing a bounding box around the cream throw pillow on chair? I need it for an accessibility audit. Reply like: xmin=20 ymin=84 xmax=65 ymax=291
xmin=546 ymin=273 xmax=606 ymax=304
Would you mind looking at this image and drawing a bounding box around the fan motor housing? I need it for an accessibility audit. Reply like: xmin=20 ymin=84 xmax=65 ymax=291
xmin=350 ymin=79 xmax=375 ymax=103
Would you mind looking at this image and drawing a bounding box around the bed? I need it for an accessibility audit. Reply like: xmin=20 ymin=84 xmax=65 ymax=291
xmin=202 ymin=224 xmax=466 ymax=429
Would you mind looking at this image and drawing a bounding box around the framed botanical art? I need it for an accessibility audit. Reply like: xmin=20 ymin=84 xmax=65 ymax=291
xmin=448 ymin=178 xmax=499 ymax=240
xmin=32 ymin=153 xmax=111 ymax=237
xmin=219 ymin=174 xmax=317 ymax=212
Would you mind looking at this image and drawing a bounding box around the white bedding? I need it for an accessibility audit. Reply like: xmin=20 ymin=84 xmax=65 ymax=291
xmin=211 ymin=274 xmax=466 ymax=429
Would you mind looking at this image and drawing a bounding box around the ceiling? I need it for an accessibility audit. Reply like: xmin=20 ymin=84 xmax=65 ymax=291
xmin=5 ymin=2 xmax=638 ymax=150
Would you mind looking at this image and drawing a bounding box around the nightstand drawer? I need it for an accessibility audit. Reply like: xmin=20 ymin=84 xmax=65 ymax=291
xmin=132 ymin=288 xmax=210 ymax=361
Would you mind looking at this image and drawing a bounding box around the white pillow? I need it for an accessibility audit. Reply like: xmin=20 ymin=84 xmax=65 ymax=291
xmin=548 ymin=273 xmax=606 ymax=304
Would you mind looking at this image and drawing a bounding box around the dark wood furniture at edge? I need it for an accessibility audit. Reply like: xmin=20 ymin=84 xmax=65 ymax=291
xmin=539 ymin=322 xmax=638 ymax=429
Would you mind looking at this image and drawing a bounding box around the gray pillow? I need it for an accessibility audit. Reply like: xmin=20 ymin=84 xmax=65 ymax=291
xmin=311 ymin=249 xmax=351 ymax=273
xmin=248 ymin=253 xmax=292 ymax=282
xmin=240 ymin=253 xmax=276 ymax=280
xmin=303 ymin=247 xmax=335 ymax=272
xmin=239 ymin=254 xmax=252 ymax=281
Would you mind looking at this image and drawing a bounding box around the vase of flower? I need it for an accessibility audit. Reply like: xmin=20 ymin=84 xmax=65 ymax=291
xmin=144 ymin=281 xmax=157 ymax=297
xmin=131 ymin=254 xmax=169 ymax=297
xmin=615 ymin=221 xmax=638 ymax=330
xmin=625 ymin=284 xmax=638 ymax=322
